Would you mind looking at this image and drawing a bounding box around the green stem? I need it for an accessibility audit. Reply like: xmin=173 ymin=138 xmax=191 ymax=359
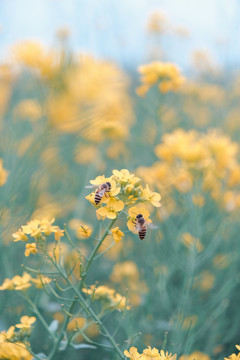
xmin=48 ymin=299 xmax=76 ymax=359
xmin=25 ymin=295 xmax=56 ymax=342
xmin=47 ymin=216 xmax=124 ymax=359
xmin=64 ymin=224 xmax=88 ymax=260
xmin=55 ymin=265 xmax=124 ymax=359
xmin=83 ymin=218 xmax=117 ymax=279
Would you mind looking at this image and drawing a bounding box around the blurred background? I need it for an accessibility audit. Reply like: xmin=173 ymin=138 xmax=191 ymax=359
xmin=1 ymin=1 xmax=240 ymax=360
xmin=2 ymin=0 xmax=240 ymax=69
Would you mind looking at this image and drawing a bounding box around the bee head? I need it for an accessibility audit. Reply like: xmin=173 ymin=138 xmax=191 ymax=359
xmin=106 ymin=181 xmax=111 ymax=189
xmin=136 ymin=214 xmax=143 ymax=219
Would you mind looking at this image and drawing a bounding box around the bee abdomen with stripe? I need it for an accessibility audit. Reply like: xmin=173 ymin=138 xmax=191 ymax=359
xmin=94 ymin=193 xmax=102 ymax=205
xmin=138 ymin=226 xmax=147 ymax=240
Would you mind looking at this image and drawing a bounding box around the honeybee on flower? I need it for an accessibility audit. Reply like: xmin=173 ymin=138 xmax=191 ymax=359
xmin=86 ymin=181 xmax=112 ymax=205
xmin=127 ymin=205 xmax=157 ymax=240
xmin=85 ymin=175 xmax=121 ymax=205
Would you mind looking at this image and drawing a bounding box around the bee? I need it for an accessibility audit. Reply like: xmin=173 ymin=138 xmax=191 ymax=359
xmin=85 ymin=182 xmax=111 ymax=205
xmin=134 ymin=214 xmax=156 ymax=240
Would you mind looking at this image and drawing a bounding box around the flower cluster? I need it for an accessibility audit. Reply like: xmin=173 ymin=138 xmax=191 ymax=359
xmin=83 ymin=285 xmax=130 ymax=311
xmin=136 ymin=61 xmax=185 ymax=96
xmin=137 ymin=128 xmax=240 ymax=213
xmin=13 ymin=40 xmax=134 ymax=141
xmin=225 ymin=345 xmax=240 ymax=360
xmin=12 ymin=218 xmax=64 ymax=256
xmin=124 ymin=347 xmax=176 ymax=360
xmin=0 ymin=159 xmax=8 ymax=186
xmin=86 ymin=169 xmax=161 ymax=226
xmin=0 ymin=272 xmax=52 ymax=291
xmin=0 ymin=316 xmax=36 ymax=359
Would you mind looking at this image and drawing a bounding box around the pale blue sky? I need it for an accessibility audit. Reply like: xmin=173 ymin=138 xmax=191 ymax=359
xmin=0 ymin=0 xmax=239 ymax=70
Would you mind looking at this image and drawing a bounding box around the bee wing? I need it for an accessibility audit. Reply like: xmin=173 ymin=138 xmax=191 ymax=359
xmin=135 ymin=223 xmax=142 ymax=231
xmin=146 ymin=221 xmax=158 ymax=229
xmin=85 ymin=184 xmax=98 ymax=189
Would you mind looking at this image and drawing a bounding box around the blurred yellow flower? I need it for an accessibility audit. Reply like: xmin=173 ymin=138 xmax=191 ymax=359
xmin=78 ymin=225 xmax=92 ymax=239
xmin=0 ymin=159 xmax=8 ymax=186
xmin=21 ymin=219 xmax=42 ymax=238
xmin=83 ymin=285 xmax=130 ymax=311
xmin=0 ymin=278 xmax=14 ymax=291
xmin=12 ymin=228 xmax=28 ymax=242
xmin=180 ymin=352 xmax=210 ymax=360
xmin=147 ymin=11 xmax=168 ymax=34
xmin=213 ymin=254 xmax=230 ymax=269
xmin=181 ymin=233 xmax=204 ymax=253
xmin=137 ymin=61 xmax=185 ymax=96
xmin=31 ymin=275 xmax=52 ymax=289
xmin=25 ymin=243 xmax=37 ymax=257
xmin=124 ymin=347 xmax=176 ymax=360
xmin=40 ymin=218 xmax=58 ymax=236
xmin=0 ymin=342 xmax=33 ymax=360
xmin=13 ymin=40 xmax=60 ymax=79
xmin=192 ymin=194 xmax=205 ymax=207
xmin=54 ymin=228 xmax=65 ymax=241
xmin=159 ymin=351 xmax=177 ymax=360
xmin=0 ymin=273 xmax=32 ymax=291
xmin=194 ymin=271 xmax=215 ymax=292
xmin=15 ymin=315 xmax=36 ymax=329
xmin=111 ymin=261 xmax=139 ymax=284
xmin=0 ymin=326 xmax=15 ymax=343
xmin=14 ymin=99 xmax=42 ymax=121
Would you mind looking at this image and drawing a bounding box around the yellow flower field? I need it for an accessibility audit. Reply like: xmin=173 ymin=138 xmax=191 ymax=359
xmin=0 ymin=3 xmax=240 ymax=360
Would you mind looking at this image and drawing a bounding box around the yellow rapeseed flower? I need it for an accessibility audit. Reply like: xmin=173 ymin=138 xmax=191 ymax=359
xmin=54 ymin=227 xmax=65 ymax=241
xmin=141 ymin=184 xmax=161 ymax=207
xmin=124 ymin=347 xmax=141 ymax=359
xmin=143 ymin=346 xmax=160 ymax=358
xmin=180 ymin=352 xmax=210 ymax=360
xmin=0 ymin=278 xmax=14 ymax=290
xmin=25 ymin=243 xmax=37 ymax=257
xmin=0 ymin=326 xmax=15 ymax=343
xmin=0 ymin=342 xmax=33 ymax=360
xmin=111 ymin=227 xmax=124 ymax=242
xmin=78 ymin=225 xmax=92 ymax=239
xmin=160 ymin=350 xmax=177 ymax=360
xmin=137 ymin=61 xmax=184 ymax=96
xmin=40 ymin=218 xmax=58 ymax=236
xmin=31 ymin=275 xmax=52 ymax=289
xmin=112 ymin=169 xmax=136 ymax=184
xmin=21 ymin=219 xmax=42 ymax=238
xmin=15 ymin=316 xmax=36 ymax=330
xmin=13 ymin=273 xmax=32 ymax=291
xmin=12 ymin=228 xmax=28 ymax=242
xmin=0 ymin=273 xmax=32 ymax=291
xmin=96 ymin=198 xmax=124 ymax=219
xmin=83 ymin=285 xmax=129 ymax=311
